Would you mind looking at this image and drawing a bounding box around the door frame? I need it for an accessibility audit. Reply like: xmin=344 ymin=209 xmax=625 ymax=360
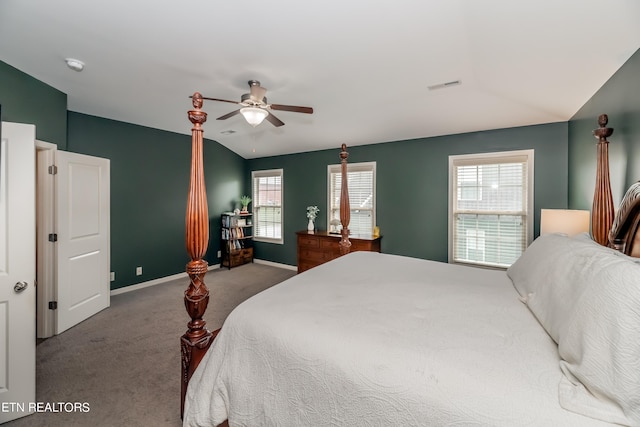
xmin=36 ymin=140 xmax=57 ymax=338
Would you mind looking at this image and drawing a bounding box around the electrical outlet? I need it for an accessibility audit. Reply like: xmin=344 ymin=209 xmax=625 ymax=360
xmin=110 ymin=272 xmax=115 ymax=281
xmin=136 ymin=266 xmax=142 ymax=276
xmin=217 ymin=250 xmax=221 ymax=258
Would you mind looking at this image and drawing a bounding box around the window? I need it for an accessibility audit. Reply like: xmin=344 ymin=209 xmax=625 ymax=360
xmin=252 ymin=169 xmax=283 ymax=244
xmin=327 ymin=162 xmax=376 ymax=236
xmin=449 ymin=150 xmax=533 ymax=268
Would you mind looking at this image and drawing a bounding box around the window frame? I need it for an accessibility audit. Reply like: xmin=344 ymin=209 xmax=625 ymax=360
xmin=448 ymin=149 xmax=534 ymax=268
xmin=251 ymin=168 xmax=284 ymax=244
xmin=326 ymin=161 xmax=376 ymax=236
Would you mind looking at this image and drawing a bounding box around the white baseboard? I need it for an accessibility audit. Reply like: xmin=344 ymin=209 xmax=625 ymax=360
xmin=110 ymin=264 xmax=220 ymax=296
xmin=110 ymin=259 xmax=296 ymax=296
xmin=253 ymin=258 xmax=297 ymax=271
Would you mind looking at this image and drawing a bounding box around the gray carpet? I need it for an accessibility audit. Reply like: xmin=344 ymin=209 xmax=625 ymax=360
xmin=6 ymin=262 xmax=296 ymax=427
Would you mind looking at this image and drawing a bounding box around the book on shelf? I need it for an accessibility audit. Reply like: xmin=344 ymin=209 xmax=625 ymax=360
xmin=223 ymin=226 xmax=249 ymax=242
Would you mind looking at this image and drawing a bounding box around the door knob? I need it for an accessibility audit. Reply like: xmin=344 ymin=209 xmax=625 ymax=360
xmin=14 ymin=281 xmax=28 ymax=293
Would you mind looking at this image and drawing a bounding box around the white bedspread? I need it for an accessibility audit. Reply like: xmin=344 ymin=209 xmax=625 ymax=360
xmin=183 ymin=252 xmax=616 ymax=426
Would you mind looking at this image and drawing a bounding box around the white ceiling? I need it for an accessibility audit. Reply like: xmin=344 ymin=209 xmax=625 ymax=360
xmin=1 ymin=1 xmax=639 ymax=159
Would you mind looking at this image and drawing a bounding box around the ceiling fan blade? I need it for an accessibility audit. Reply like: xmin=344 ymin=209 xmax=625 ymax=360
xmin=265 ymin=112 xmax=285 ymax=127
xmin=269 ymin=104 xmax=313 ymax=114
xmin=196 ymin=95 xmax=241 ymax=105
xmin=217 ymin=109 xmax=241 ymax=120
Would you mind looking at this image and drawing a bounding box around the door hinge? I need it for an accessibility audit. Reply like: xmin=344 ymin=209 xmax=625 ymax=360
xmin=48 ymin=301 xmax=58 ymax=310
xmin=48 ymin=165 xmax=58 ymax=175
xmin=48 ymin=233 xmax=58 ymax=242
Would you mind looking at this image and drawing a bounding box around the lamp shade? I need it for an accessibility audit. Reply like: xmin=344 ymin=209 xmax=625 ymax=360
xmin=540 ymin=209 xmax=590 ymax=236
xmin=240 ymin=107 xmax=268 ymax=127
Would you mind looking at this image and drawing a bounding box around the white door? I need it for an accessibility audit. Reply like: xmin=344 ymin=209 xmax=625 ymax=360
xmin=56 ymin=151 xmax=110 ymax=334
xmin=0 ymin=122 xmax=36 ymax=423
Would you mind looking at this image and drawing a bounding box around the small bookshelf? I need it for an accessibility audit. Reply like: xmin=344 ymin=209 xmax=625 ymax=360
xmin=220 ymin=212 xmax=253 ymax=269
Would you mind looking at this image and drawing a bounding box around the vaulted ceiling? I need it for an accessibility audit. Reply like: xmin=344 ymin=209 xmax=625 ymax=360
xmin=1 ymin=1 xmax=639 ymax=158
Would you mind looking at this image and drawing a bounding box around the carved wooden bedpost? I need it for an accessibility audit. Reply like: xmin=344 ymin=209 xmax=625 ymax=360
xmin=181 ymin=93 xmax=215 ymax=417
xmin=339 ymin=143 xmax=352 ymax=255
xmin=591 ymin=114 xmax=615 ymax=246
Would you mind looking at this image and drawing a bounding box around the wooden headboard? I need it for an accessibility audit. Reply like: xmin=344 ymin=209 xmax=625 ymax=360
xmin=609 ymin=181 xmax=640 ymax=257
xmin=590 ymin=114 xmax=640 ymax=258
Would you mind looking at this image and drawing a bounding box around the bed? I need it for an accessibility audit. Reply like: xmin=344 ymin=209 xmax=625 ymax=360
xmin=180 ymin=100 xmax=640 ymax=426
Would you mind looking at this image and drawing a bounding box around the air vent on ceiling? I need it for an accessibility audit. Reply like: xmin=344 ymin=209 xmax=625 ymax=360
xmin=428 ymin=80 xmax=462 ymax=91
xmin=220 ymin=130 xmax=236 ymax=135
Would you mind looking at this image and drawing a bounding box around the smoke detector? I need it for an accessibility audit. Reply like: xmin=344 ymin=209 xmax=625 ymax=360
xmin=65 ymin=58 xmax=85 ymax=72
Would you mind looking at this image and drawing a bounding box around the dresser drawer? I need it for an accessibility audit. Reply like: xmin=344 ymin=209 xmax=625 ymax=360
xmin=299 ymin=249 xmax=334 ymax=262
xmin=320 ymin=239 xmax=339 ymax=250
xmin=240 ymin=248 xmax=253 ymax=261
xmin=351 ymin=241 xmax=371 ymax=251
xmin=298 ymin=235 xmax=320 ymax=248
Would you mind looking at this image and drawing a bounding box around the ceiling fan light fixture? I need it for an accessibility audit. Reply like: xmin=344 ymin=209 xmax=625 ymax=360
xmin=240 ymin=107 xmax=268 ymax=127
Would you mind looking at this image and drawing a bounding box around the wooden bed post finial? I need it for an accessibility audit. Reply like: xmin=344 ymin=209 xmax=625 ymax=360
xmin=181 ymin=92 xmax=214 ymax=418
xmin=591 ymin=113 xmax=615 ymax=247
xmin=339 ymin=143 xmax=352 ymax=255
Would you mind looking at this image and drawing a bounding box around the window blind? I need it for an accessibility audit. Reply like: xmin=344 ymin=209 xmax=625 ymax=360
xmin=328 ymin=162 xmax=376 ymax=235
xmin=450 ymin=151 xmax=533 ymax=268
xmin=252 ymin=169 xmax=283 ymax=243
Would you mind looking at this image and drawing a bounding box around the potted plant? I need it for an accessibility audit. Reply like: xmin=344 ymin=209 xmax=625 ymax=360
xmin=240 ymin=195 xmax=252 ymax=213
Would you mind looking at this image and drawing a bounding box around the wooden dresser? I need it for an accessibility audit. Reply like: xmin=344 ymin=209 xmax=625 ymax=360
xmin=296 ymin=230 xmax=382 ymax=273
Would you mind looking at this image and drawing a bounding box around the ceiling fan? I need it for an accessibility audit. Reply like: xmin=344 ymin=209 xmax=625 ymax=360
xmin=195 ymin=80 xmax=313 ymax=127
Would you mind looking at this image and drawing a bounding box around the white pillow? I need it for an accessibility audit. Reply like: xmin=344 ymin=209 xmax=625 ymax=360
xmin=510 ymin=233 xmax=640 ymax=424
xmin=556 ymin=249 xmax=640 ymax=425
xmin=524 ymin=236 xmax=603 ymax=344
xmin=571 ymin=231 xmax=593 ymax=242
xmin=506 ymin=233 xmax=573 ymax=301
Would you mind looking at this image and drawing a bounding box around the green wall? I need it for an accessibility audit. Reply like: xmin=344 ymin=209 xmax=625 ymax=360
xmin=569 ymin=48 xmax=640 ymax=209
xmin=0 ymin=61 xmax=67 ymax=147
xmin=67 ymin=112 xmax=245 ymax=289
xmin=248 ymin=121 xmax=569 ymax=266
